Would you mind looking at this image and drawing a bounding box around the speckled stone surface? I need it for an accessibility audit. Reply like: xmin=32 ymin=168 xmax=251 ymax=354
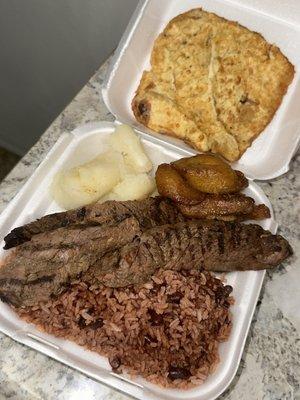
xmin=0 ymin=57 xmax=299 ymax=400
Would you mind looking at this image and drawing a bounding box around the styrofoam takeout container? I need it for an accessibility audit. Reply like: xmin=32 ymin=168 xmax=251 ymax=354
xmin=0 ymin=122 xmax=278 ymax=400
xmin=1 ymin=0 xmax=298 ymax=398
xmin=102 ymin=0 xmax=300 ymax=180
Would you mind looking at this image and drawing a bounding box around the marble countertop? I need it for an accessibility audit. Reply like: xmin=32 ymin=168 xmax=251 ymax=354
xmin=0 ymin=58 xmax=299 ymax=400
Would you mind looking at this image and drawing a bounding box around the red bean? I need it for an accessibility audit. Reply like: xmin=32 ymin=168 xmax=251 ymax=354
xmin=168 ymin=366 xmax=191 ymax=381
xmin=109 ymin=356 xmax=121 ymax=370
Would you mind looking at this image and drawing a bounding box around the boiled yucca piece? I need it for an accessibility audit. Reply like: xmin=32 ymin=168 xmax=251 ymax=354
xmin=51 ymin=151 xmax=121 ymax=209
xmin=106 ymin=174 xmax=155 ymax=201
xmin=109 ymin=124 xmax=152 ymax=173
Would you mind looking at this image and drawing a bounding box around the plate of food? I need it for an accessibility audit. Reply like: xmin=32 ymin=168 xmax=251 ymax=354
xmin=0 ymin=122 xmax=291 ymax=400
xmin=103 ymin=0 xmax=300 ymax=179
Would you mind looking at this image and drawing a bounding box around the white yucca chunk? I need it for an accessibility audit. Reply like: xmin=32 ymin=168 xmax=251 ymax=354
xmin=109 ymin=124 xmax=152 ymax=173
xmin=107 ymin=174 xmax=156 ymax=201
xmin=78 ymin=151 xmax=121 ymax=194
xmin=96 ymin=148 xmax=127 ymax=179
xmin=51 ymin=170 xmax=99 ymax=209
xmin=51 ymin=151 xmax=121 ymax=209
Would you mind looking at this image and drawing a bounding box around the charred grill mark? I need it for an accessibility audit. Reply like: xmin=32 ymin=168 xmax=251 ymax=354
xmin=0 ymin=293 xmax=13 ymax=304
xmin=60 ymin=218 xmax=70 ymax=227
xmin=166 ymin=229 xmax=180 ymax=263
xmin=0 ymin=275 xmax=54 ymax=286
xmin=4 ymin=227 xmax=28 ymax=249
xmin=149 ymin=233 xmax=165 ymax=263
xmin=229 ymin=222 xmax=240 ymax=247
xmin=217 ymin=229 xmax=225 ymax=254
xmin=199 ymin=227 xmax=207 ymax=257
xmin=172 ymin=224 xmax=183 ymax=247
xmin=112 ymin=213 xmax=132 ymax=223
xmin=29 ymin=275 xmax=55 ymax=284
xmin=167 ymin=225 xmax=199 ymax=269
xmin=76 ymin=207 xmax=86 ymax=219
xmin=139 ymin=217 xmax=151 ymax=228
xmin=205 ymin=231 xmax=214 ymax=252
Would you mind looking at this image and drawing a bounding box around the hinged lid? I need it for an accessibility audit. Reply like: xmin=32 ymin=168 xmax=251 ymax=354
xmin=102 ymin=0 xmax=300 ymax=180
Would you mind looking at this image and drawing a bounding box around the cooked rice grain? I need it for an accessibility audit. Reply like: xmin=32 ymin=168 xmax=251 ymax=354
xmin=16 ymin=269 xmax=233 ymax=388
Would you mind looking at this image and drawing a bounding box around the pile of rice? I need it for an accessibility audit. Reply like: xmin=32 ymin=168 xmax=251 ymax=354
xmin=16 ymin=269 xmax=233 ymax=388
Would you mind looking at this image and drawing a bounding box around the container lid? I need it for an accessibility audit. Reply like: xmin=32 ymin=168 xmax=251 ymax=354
xmin=102 ymin=0 xmax=300 ymax=180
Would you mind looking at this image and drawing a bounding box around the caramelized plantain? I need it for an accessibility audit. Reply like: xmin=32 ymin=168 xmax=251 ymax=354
xmin=173 ymin=154 xmax=227 ymax=169
xmin=235 ymin=170 xmax=248 ymax=192
xmin=155 ymin=155 xmax=269 ymax=223
xmin=240 ymin=204 xmax=271 ymax=221
xmin=177 ymin=193 xmax=255 ymax=219
xmin=155 ymin=164 xmax=204 ymax=205
xmin=210 ymin=204 xmax=271 ymax=222
xmin=172 ymin=154 xmax=248 ymax=194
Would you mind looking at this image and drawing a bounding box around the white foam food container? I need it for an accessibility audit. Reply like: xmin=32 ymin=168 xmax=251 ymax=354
xmin=0 ymin=122 xmax=278 ymax=400
xmin=102 ymin=0 xmax=300 ymax=180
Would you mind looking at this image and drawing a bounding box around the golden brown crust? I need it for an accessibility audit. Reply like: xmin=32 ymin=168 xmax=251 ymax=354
xmin=132 ymin=8 xmax=295 ymax=161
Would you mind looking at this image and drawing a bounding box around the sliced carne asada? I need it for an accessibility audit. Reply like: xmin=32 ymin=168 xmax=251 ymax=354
xmin=0 ymin=218 xmax=141 ymax=306
xmin=0 ymin=204 xmax=291 ymax=307
xmin=89 ymin=220 xmax=292 ymax=287
xmin=3 ymin=197 xmax=184 ymax=249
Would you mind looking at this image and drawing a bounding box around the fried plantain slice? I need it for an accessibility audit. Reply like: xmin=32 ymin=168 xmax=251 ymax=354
xmin=155 ymin=164 xmax=205 ymax=205
xmin=172 ymin=154 xmax=248 ymax=194
xmin=239 ymin=204 xmax=271 ymax=221
xmin=173 ymin=154 xmax=226 ymax=169
xmin=235 ymin=170 xmax=248 ymax=192
xmin=176 ymin=193 xmax=255 ymax=219
xmin=208 ymin=204 xmax=271 ymax=221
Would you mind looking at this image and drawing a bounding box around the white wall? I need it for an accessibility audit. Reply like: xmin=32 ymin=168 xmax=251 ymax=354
xmin=0 ymin=0 xmax=139 ymax=155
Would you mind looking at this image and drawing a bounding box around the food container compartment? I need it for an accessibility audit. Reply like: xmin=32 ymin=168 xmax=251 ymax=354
xmin=102 ymin=0 xmax=300 ymax=180
xmin=0 ymin=122 xmax=278 ymax=400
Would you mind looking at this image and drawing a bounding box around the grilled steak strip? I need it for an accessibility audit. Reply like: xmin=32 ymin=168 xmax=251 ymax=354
xmin=3 ymin=197 xmax=183 ymax=249
xmin=88 ymin=220 xmax=292 ymax=287
xmin=0 ymin=218 xmax=141 ymax=306
xmin=0 ymin=216 xmax=291 ymax=307
xmin=0 ymin=198 xmax=185 ymax=306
